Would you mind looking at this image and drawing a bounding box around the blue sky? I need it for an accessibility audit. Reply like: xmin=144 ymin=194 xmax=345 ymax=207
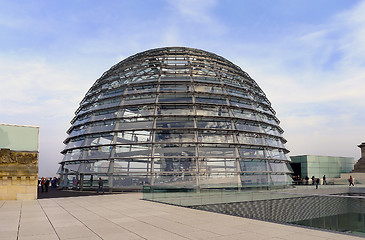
xmin=1 ymin=0 xmax=364 ymax=176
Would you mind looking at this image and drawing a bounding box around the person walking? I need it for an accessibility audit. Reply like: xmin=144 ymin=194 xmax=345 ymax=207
xmin=349 ymin=175 xmax=354 ymax=186
xmin=98 ymin=178 xmax=104 ymax=193
xmin=315 ymin=178 xmax=320 ymax=189
xmin=323 ymin=175 xmax=327 ymax=185
xmin=311 ymin=176 xmax=315 ymax=185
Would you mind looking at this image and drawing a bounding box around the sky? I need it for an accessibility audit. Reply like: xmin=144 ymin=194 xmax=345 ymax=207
xmin=0 ymin=0 xmax=364 ymax=177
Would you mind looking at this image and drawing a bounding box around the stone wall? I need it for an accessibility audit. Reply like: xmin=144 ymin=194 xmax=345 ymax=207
xmin=0 ymin=149 xmax=38 ymax=200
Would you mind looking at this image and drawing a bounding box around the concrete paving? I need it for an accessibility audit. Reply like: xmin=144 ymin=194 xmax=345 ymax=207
xmin=0 ymin=193 xmax=364 ymax=240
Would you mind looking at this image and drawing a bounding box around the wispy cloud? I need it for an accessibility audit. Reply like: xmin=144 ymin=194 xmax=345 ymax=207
xmin=1 ymin=0 xmax=364 ymax=175
xmin=223 ymin=1 xmax=365 ymax=159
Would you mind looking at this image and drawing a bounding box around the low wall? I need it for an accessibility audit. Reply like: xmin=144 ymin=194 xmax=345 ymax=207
xmin=190 ymin=195 xmax=355 ymax=223
xmin=190 ymin=188 xmax=365 ymax=223
xmin=340 ymin=173 xmax=365 ymax=183
xmin=0 ymin=176 xmax=38 ymax=200
xmin=0 ymin=149 xmax=38 ymax=200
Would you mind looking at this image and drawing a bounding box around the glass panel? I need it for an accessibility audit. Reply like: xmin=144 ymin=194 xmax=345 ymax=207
xmin=63 ymin=163 xmax=80 ymax=173
xmin=156 ymin=105 xmax=194 ymax=116
xmin=155 ymin=117 xmax=194 ymax=128
xmin=153 ymin=173 xmax=196 ymax=186
xmin=65 ymin=137 xmax=85 ymax=149
xmin=125 ymin=84 xmax=157 ymax=94
xmin=63 ymin=149 xmax=82 ymax=161
xmin=229 ymin=98 xmax=253 ymax=108
xmin=112 ymin=175 xmax=150 ymax=187
xmin=83 ymin=133 xmax=114 ymax=146
xmin=160 ymin=75 xmax=190 ymax=82
xmin=198 ymin=146 xmax=235 ymax=157
xmin=124 ymin=94 xmax=156 ymax=105
xmin=159 ymin=83 xmax=191 ymax=92
xmin=269 ymin=162 xmax=289 ymax=173
xmin=199 ymin=158 xmax=236 ymax=172
xmin=241 ymin=173 xmax=269 ymax=185
xmin=234 ymin=120 xmax=260 ymax=132
xmin=195 ymin=96 xmax=226 ymax=104
xmin=153 ymin=144 xmax=196 ymax=158
xmin=270 ymin=174 xmax=287 ymax=185
xmin=240 ymin=160 xmax=267 ymax=172
xmin=194 ymin=84 xmax=224 ymax=94
xmin=155 ymin=130 xmax=195 ymax=143
xmin=226 ymin=87 xmax=250 ymax=98
xmin=115 ymin=131 xmax=152 ymax=143
xmin=116 ymin=118 xmax=153 ymax=130
xmin=196 ymin=105 xmax=229 ymax=117
xmin=232 ymin=108 xmax=257 ymax=120
xmin=198 ymin=130 xmax=234 ymax=143
xmin=268 ymin=149 xmax=286 ymax=160
xmin=90 ymin=110 xmax=118 ymax=122
xmin=237 ymin=133 xmax=264 ymax=145
xmin=121 ymin=106 xmax=155 ymax=117
xmin=102 ymin=87 xmax=125 ymax=98
xmin=115 ymin=145 xmax=152 ymax=158
xmin=87 ymin=120 xmax=116 ymax=133
xmin=82 ymin=146 xmax=112 ymax=159
xmin=193 ymin=76 xmax=221 ymax=83
xmin=94 ymin=98 xmax=120 ymax=110
xmin=238 ymin=147 xmax=265 ymax=158
xmin=158 ymin=93 xmax=193 ymax=103
xmin=93 ymin=160 xmax=110 ymax=173
xmin=154 ymin=157 xmax=196 ymax=172
xmin=197 ymin=119 xmax=232 ymax=129
xmin=261 ymin=124 xmax=281 ymax=137
xmin=69 ymin=126 xmax=87 ymax=138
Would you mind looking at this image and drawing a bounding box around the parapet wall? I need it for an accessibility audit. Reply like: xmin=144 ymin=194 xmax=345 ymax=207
xmin=0 ymin=149 xmax=38 ymax=200
xmin=190 ymin=195 xmax=354 ymax=223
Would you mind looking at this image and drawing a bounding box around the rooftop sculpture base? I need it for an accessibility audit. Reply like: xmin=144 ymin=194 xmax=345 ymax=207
xmin=352 ymin=143 xmax=365 ymax=173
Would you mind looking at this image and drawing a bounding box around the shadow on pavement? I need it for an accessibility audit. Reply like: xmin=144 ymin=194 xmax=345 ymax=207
xmin=37 ymin=187 xmax=122 ymax=199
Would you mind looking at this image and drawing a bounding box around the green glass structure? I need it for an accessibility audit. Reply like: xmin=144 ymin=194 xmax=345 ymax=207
xmin=0 ymin=124 xmax=39 ymax=152
xmin=58 ymin=47 xmax=292 ymax=190
xmin=290 ymin=155 xmax=354 ymax=178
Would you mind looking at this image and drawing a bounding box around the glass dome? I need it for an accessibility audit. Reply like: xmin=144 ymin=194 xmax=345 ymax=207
xmin=59 ymin=47 xmax=292 ymax=190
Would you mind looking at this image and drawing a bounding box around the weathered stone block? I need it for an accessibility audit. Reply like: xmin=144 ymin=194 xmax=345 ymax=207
xmin=0 ymin=148 xmax=38 ymax=200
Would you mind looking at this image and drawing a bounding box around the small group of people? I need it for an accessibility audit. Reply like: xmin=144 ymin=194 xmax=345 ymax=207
xmin=293 ymin=175 xmax=328 ymax=189
xmin=294 ymin=174 xmax=356 ymax=188
xmin=38 ymin=177 xmax=59 ymax=192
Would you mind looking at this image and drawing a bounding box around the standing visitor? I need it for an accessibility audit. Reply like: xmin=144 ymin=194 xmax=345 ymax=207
xmin=98 ymin=178 xmax=104 ymax=193
xmin=323 ymin=175 xmax=327 ymax=185
xmin=315 ymin=178 xmax=320 ymax=189
xmin=311 ymin=176 xmax=315 ymax=185
xmin=304 ymin=176 xmax=309 ymax=185
xmin=41 ymin=177 xmax=45 ymax=192
xmin=45 ymin=178 xmax=50 ymax=192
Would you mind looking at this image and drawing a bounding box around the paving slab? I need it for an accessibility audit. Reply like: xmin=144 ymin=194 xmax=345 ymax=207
xmin=0 ymin=192 xmax=364 ymax=239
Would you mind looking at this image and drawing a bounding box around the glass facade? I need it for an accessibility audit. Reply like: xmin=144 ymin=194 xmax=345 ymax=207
xmin=290 ymin=155 xmax=354 ymax=178
xmin=59 ymin=47 xmax=291 ymax=190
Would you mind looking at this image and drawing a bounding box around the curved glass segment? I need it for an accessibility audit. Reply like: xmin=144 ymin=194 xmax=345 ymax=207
xmin=59 ymin=47 xmax=292 ymax=190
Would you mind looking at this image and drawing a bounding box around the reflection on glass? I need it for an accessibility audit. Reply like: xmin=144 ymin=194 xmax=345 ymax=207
xmin=60 ymin=47 xmax=290 ymax=190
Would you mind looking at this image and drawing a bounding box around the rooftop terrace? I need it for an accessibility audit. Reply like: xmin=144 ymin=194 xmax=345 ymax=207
xmin=1 ymin=189 xmax=364 ymax=239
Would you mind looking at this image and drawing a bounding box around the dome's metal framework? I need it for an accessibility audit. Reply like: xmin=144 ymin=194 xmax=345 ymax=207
xmin=59 ymin=47 xmax=292 ymax=190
